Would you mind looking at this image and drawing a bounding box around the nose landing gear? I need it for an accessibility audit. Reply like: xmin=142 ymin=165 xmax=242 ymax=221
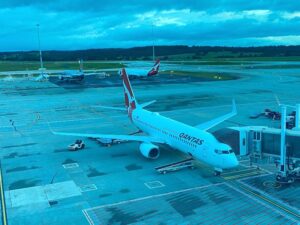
xmin=214 ymin=168 xmax=222 ymax=176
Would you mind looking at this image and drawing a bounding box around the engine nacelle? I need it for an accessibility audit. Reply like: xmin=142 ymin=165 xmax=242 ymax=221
xmin=139 ymin=143 xmax=160 ymax=159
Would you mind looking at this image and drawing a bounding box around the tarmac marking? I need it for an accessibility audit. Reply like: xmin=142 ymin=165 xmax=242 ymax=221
xmin=144 ymin=181 xmax=165 ymax=189
xmin=83 ymin=182 xmax=223 ymax=212
xmin=226 ymin=181 xmax=300 ymax=223
xmin=237 ymin=173 xmax=273 ymax=182
xmin=222 ymin=171 xmax=265 ymax=180
xmin=62 ymin=163 xmax=79 ymax=169
xmin=79 ymin=184 xmax=97 ymax=192
xmin=82 ymin=209 xmax=95 ymax=225
xmin=0 ymin=168 xmax=7 ymax=225
xmin=238 ymin=179 xmax=300 ymax=218
xmin=221 ymin=167 xmax=259 ymax=175
xmin=239 ymin=162 xmax=273 ymax=174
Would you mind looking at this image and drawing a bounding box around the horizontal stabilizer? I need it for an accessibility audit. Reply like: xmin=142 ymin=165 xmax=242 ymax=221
xmin=195 ymin=100 xmax=237 ymax=131
xmin=140 ymin=100 xmax=156 ymax=108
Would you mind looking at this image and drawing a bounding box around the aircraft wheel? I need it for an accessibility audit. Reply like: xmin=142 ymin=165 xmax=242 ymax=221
xmin=214 ymin=171 xmax=221 ymax=176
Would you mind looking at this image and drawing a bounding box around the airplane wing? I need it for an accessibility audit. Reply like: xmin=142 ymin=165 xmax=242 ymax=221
xmin=195 ymin=100 xmax=237 ymax=131
xmin=52 ymin=131 xmax=165 ymax=144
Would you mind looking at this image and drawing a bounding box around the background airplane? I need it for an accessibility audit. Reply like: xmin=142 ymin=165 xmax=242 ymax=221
xmin=53 ymin=68 xmax=238 ymax=175
xmin=121 ymin=59 xmax=160 ymax=78
xmin=58 ymin=59 xmax=84 ymax=81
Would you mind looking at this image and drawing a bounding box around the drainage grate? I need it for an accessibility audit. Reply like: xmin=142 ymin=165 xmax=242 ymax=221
xmin=62 ymin=163 xmax=79 ymax=169
xmin=144 ymin=181 xmax=165 ymax=189
xmin=79 ymin=184 xmax=97 ymax=192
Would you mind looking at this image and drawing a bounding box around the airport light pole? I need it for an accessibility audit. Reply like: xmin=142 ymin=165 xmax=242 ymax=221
xmin=36 ymin=24 xmax=44 ymax=71
xmin=152 ymin=23 xmax=155 ymax=62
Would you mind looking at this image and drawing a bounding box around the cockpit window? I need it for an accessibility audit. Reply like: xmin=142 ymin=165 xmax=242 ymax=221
xmin=215 ymin=149 xmax=222 ymax=154
xmin=215 ymin=149 xmax=233 ymax=154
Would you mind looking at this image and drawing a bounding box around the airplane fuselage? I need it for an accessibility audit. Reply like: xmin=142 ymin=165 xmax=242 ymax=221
xmin=132 ymin=108 xmax=238 ymax=170
xmin=124 ymin=69 xmax=156 ymax=77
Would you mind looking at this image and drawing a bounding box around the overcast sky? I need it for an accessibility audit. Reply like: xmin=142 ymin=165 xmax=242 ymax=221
xmin=1 ymin=0 xmax=300 ymax=51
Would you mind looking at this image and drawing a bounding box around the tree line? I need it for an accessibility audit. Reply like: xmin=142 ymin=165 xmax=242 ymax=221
xmin=0 ymin=45 xmax=300 ymax=61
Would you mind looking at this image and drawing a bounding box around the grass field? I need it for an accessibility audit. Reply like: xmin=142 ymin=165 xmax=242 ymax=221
xmin=166 ymin=61 xmax=254 ymax=66
xmin=0 ymin=61 xmax=125 ymax=72
xmin=244 ymin=64 xmax=300 ymax=69
xmin=162 ymin=70 xmax=238 ymax=80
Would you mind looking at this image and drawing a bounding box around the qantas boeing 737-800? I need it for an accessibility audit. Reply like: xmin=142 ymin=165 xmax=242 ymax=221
xmin=53 ymin=68 xmax=238 ymax=175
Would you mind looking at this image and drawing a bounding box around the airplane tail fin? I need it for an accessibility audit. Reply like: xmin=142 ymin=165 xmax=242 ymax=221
xmin=147 ymin=59 xmax=160 ymax=76
xmin=121 ymin=68 xmax=138 ymax=113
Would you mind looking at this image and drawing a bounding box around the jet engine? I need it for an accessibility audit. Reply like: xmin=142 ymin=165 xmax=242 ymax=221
xmin=139 ymin=143 xmax=160 ymax=159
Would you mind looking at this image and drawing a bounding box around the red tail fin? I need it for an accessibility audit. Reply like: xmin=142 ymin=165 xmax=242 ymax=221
xmin=147 ymin=59 xmax=160 ymax=76
xmin=121 ymin=68 xmax=137 ymax=111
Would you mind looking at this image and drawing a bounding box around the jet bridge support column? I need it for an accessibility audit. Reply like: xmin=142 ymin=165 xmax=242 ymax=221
xmin=280 ymin=105 xmax=286 ymax=174
xmin=276 ymin=105 xmax=294 ymax=183
xmin=295 ymin=104 xmax=300 ymax=129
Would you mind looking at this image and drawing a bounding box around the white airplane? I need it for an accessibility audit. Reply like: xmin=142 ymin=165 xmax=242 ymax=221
xmin=58 ymin=59 xmax=84 ymax=81
xmin=122 ymin=59 xmax=160 ymax=78
xmin=53 ymin=68 xmax=238 ymax=175
xmin=35 ymin=71 xmax=49 ymax=82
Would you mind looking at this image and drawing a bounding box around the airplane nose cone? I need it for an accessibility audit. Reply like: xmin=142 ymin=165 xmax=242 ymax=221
xmin=232 ymin=155 xmax=239 ymax=167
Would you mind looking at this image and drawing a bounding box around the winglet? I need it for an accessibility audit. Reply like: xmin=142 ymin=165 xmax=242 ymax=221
xmin=46 ymin=120 xmax=55 ymax=134
xmin=195 ymin=100 xmax=237 ymax=131
xmin=232 ymin=99 xmax=237 ymax=115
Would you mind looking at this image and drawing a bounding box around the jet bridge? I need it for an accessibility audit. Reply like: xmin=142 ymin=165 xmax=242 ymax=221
xmin=214 ymin=127 xmax=300 ymax=160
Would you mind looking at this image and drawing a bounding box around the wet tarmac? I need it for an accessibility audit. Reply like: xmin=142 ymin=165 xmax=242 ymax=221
xmin=0 ymin=61 xmax=300 ymax=224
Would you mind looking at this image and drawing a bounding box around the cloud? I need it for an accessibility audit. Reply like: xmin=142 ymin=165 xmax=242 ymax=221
xmin=0 ymin=0 xmax=300 ymax=51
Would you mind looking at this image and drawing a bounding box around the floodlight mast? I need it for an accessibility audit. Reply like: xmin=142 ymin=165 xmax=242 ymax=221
xmin=152 ymin=23 xmax=155 ymax=62
xmin=36 ymin=24 xmax=44 ymax=71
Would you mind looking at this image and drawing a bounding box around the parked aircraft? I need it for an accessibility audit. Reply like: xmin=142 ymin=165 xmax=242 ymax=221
xmin=53 ymin=68 xmax=238 ymax=175
xmin=122 ymin=59 xmax=160 ymax=78
xmin=58 ymin=59 xmax=84 ymax=81
xmin=35 ymin=70 xmax=49 ymax=82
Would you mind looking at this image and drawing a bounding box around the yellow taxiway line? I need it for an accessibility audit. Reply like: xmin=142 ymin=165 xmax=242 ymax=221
xmin=229 ymin=181 xmax=300 ymax=220
xmin=0 ymin=168 xmax=7 ymax=225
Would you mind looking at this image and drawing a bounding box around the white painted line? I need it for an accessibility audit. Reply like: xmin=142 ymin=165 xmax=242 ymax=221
xmin=79 ymin=184 xmax=97 ymax=192
xmin=82 ymin=209 xmax=95 ymax=225
xmin=221 ymin=168 xmax=259 ymax=175
xmin=144 ymin=181 xmax=165 ymax=189
xmin=62 ymin=163 xmax=79 ymax=169
xmin=84 ymin=182 xmax=223 ymax=212
xmin=237 ymin=173 xmax=272 ymax=182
